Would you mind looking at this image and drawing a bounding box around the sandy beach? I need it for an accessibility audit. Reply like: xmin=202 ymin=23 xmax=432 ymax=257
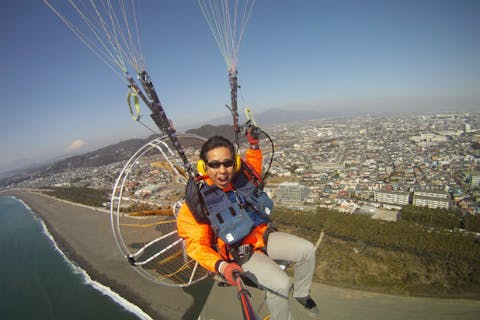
xmin=6 ymin=190 xmax=200 ymax=320
xmin=5 ymin=190 xmax=480 ymax=320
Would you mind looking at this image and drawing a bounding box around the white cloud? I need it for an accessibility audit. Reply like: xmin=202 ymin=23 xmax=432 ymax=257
xmin=65 ymin=139 xmax=88 ymax=152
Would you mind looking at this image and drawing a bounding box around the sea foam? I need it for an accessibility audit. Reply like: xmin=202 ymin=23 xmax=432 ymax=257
xmin=14 ymin=196 xmax=154 ymax=320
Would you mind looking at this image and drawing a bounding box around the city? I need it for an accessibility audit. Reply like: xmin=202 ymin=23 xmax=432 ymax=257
xmin=4 ymin=111 xmax=480 ymax=218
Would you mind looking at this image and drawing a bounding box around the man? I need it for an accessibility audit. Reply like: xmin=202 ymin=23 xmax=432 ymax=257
xmin=177 ymin=130 xmax=319 ymax=319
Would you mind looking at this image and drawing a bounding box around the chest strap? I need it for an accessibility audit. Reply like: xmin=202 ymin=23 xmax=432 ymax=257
xmin=200 ymin=185 xmax=255 ymax=245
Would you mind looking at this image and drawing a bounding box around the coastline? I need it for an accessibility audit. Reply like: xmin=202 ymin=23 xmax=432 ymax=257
xmin=28 ymin=202 xmax=152 ymax=320
xmin=3 ymin=190 xmax=480 ymax=320
xmin=4 ymin=190 xmax=196 ymax=320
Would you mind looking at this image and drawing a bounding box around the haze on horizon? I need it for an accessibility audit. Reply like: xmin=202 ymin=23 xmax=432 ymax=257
xmin=0 ymin=0 xmax=479 ymax=173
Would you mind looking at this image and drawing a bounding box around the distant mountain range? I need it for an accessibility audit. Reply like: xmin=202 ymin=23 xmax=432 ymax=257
xmin=247 ymin=108 xmax=339 ymax=126
xmin=0 ymin=108 xmax=337 ymax=185
xmin=0 ymin=124 xmax=240 ymax=187
xmin=186 ymin=124 xmax=237 ymax=141
xmin=188 ymin=107 xmax=339 ymax=128
xmin=51 ymin=123 xmax=243 ymax=171
xmin=43 ymin=138 xmax=150 ymax=173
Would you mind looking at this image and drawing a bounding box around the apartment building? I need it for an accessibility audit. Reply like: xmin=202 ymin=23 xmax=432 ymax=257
xmin=374 ymin=190 xmax=410 ymax=205
xmin=275 ymin=182 xmax=309 ymax=204
xmin=412 ymin=190 xmax=450 ymax=210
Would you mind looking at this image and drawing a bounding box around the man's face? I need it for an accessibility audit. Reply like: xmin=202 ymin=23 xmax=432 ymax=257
xmin=205 ymin=146 xmax=235 ymax=189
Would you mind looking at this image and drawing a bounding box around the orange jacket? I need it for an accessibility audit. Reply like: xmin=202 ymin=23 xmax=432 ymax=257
xmin=177 ymin=148 xmax=269 ymax=272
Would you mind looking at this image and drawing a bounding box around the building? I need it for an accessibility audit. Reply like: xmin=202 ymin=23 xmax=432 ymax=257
xmin=275 ymin=182 xmax=309 ymax=205
xmin=410 ymin=133 xmax=448 ymax=145
xmin=412 ymin=190 xmax=450 ymax=210
xmin=312 ymin=162 xmax=343 ymax=171
xmin=374 ymin=190 xmax=410 ymax=205
xmin=355 ymin=204 xmax=377 ymax=216
xmin=471 ymin=172 xmax=480 ymax=189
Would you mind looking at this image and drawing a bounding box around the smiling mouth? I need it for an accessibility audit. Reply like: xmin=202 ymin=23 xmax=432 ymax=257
xmin=217 ymin=176 xmax=228 ymax=184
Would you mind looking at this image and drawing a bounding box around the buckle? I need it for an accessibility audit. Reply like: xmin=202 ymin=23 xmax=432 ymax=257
xmin=237 ymin=244 xmax=252 ymax=257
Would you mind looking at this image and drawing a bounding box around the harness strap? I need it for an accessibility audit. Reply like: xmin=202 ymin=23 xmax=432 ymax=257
xmin=261 ymin=223 xmax=277 ymax=254
xmin=230 ymin=223 xmax=274 ymax=265
xmin=230 ymin=244 xmax=254 ymax=265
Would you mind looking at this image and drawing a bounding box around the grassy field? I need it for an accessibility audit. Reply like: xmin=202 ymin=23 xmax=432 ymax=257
xmin=273 ymin=207 xmax=480 ymax=299
xmin=43 ymin=187 xmax=480 ymax=299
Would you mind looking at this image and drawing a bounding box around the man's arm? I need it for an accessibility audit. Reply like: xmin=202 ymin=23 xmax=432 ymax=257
xmin=177 ymin=203 xmax=223 ymax=272
xmin=244 ymin=125 xmax=263 ymax=175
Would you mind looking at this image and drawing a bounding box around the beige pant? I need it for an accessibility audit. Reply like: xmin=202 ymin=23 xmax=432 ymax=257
xmin=241 ymin=231 xmax=316 ymax=320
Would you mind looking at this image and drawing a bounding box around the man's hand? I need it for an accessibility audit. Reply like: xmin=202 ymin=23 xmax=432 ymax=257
xmin=222 ymin=262 xmax=243 ymax=286
xmin=246 ymin=125 xmax=260 ymax=145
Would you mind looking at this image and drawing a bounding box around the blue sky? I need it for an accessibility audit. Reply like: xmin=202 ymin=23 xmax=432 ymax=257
xmin=0 ymin=0 xmax=479 ymax=173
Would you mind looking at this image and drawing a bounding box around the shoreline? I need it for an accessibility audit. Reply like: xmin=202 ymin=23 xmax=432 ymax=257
xmin=3 ymin=190 xmax=196 ymax=320
xmin=3 ymin=190 xmax=480 ymax=320
xmin=32 ymin=206 xmax=156 ymax=320
xmin=26 ymin=199 xmax=153 ymax=320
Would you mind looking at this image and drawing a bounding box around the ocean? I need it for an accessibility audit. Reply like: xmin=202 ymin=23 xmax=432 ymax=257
xmin=0 ymin=196 xmax=151 ymax=320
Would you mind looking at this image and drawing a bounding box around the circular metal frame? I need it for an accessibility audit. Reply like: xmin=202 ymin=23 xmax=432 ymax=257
xmin=110 ymin=134 xmax=208 ymax=287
